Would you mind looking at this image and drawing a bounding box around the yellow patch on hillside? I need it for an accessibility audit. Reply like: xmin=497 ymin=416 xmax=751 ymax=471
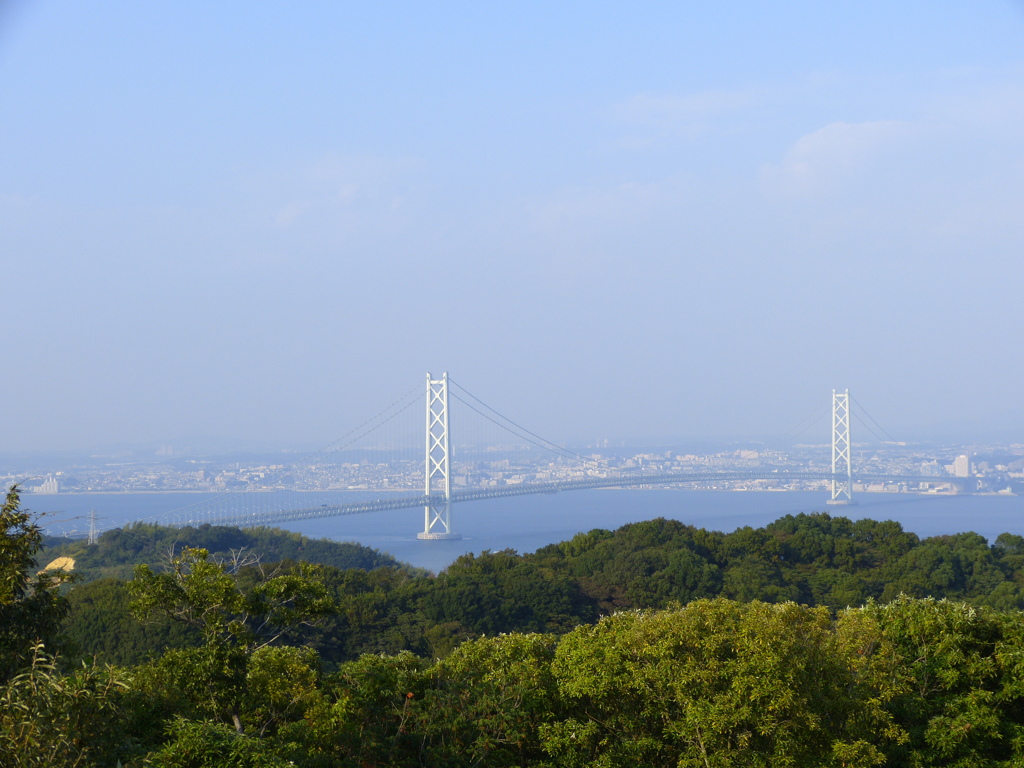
xmin=41 ymin=556 xmax=75 ymax=572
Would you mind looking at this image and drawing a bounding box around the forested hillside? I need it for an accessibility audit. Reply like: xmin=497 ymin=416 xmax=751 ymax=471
xmin=42 ymin=522 xmax=411 ymax=581
xmin=529 ymin=513 xmax=1024 ymax=611
xmin=59 ymin=511 xmax=1024 ymax=666
xmin=9 ymin=483 xmax=1024 ymax=766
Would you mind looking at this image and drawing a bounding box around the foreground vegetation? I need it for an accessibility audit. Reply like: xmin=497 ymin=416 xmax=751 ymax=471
xmin=8 ymin=485 xmax=1024 ymax=765
xmin=61 ymin=507 xmax=1024 ymax=667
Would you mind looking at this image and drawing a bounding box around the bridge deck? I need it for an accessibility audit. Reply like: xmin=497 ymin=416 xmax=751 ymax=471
xmin=192 ymin=469 xmax=921 ymax=528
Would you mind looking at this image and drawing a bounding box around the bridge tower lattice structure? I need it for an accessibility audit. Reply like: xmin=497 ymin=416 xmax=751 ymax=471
xmin=827 ymin=388 xmax=855 ymax=505
xmin=418 ymin=372 xmax=461 ymax=539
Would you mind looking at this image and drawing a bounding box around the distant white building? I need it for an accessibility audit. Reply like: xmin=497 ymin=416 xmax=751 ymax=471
xmin=952 ymin=454 xmax=971 ymax=478
xmin=31 ymin=476 xmax=59 ymax=495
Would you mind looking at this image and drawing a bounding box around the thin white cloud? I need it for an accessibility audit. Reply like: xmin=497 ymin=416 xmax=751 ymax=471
xmin=617 ymin=89 xmax=759 ymax=124
xmin=610 ymin=87 xmax=764 ymax=148
xmin=532 ymin=179 xmax=675 ymax=230
xmin=761 ymin=120 xmax=913 ymax=198
xmin=272 ymin=153 xmax=422 ymax=230
xmin=275 ymin=199 xmax=312 ymax=227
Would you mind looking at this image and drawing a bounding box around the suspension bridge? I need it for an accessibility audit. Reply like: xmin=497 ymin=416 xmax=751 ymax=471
xmin=118 ymin=375 xmax=929 ymax=541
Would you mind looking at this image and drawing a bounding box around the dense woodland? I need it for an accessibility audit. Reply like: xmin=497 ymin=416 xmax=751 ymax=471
xmin=8 ymin=484 xmax=1024 ymax=766
xmin=41 ymin=523 xmax=413 ymax=581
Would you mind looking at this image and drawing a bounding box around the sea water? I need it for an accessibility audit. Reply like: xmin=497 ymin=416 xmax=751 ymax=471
xmin=25 ymin=489 xmax=1024 ymax=574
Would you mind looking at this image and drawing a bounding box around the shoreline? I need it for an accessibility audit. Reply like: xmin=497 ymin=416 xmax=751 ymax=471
xmin=26 ymin=486 xmax=1017 ymax=498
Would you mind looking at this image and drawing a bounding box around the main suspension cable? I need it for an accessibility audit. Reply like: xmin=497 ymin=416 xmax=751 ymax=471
xmin=448 ymin=378 xmax=600 ymax=468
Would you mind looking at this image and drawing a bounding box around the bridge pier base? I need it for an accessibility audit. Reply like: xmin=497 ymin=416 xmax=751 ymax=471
xmin=417 ymin=531 xmax=462 ymax=540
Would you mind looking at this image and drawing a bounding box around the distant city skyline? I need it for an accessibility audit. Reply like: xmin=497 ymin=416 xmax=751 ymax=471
xmin=9 ymin=439 xmax=1022 ymax=538
xmin=3 ymin=3 xmax=1024 ymax=452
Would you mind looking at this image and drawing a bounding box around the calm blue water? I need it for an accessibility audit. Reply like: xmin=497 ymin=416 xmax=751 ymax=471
xmin=27 ymin=489 xmax=1024 ymax=575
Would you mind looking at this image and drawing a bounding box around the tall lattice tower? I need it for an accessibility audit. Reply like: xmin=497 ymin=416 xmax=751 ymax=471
xmin=418 ymin=372 xmax=461 ymax=540
xmin=827 ymin=388 xmax=855 ymax=505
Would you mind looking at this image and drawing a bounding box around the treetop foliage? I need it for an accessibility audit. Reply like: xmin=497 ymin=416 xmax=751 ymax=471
xmin=129 ymin=546 xmax=335 ymax=652
xmin=12 ymin=493 xmax=1024 ymax=765
xmin=57 ymin=510 xmax=1024 ymax=669
xmin=0 ymin=486 xmax=71 ymax=683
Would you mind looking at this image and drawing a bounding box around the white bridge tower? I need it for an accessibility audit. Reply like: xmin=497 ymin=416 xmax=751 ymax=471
xmin=827 ymin=388 xmax=855 ymax=505
xmin=418 ymin=372 xmax=461 ymax=540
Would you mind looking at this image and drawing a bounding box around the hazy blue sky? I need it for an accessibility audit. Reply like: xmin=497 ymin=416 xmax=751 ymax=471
xmin=3 ymin=2 xmax=1024 ymax=452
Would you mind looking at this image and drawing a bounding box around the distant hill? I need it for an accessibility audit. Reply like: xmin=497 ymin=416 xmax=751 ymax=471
xmin=41 ymin=522 xmax=418 ymax=581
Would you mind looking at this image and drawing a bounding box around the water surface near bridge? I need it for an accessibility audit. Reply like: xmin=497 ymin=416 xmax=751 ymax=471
xmin=28 ymin=489 xmax=1024 ymax=574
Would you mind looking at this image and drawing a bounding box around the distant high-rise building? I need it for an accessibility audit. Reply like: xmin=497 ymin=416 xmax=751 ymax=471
xmin=953 ymin=454 xmax=971 ymax=478
xmin=32 ymin=476 xmax=59 ymax=494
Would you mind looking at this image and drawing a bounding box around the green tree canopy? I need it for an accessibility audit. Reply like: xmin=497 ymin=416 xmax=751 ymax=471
xmin=0 ymin=486 xmax=71 ymax=682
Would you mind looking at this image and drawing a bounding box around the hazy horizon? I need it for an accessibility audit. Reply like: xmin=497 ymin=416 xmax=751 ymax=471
xmin=4 ymin=3 xmax=1024 ymax=453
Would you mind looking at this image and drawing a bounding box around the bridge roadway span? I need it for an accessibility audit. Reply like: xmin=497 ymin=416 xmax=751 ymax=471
xmin=193 ymin=470 xmax=950 ymax=529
